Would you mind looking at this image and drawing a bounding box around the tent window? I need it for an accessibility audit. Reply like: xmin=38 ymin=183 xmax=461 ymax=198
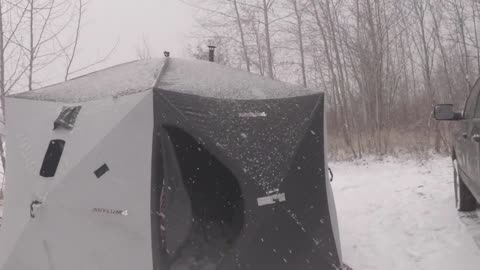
xmin=40 ymin=139 xmax=65 ymax=177
xmin=54 ymin=106 xmax=81 ymax=130
xmin=94 ymin=164 xmax=109 ymax=178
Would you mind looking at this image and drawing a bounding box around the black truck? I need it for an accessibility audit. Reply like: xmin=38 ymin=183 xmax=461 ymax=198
xmin=434 ymin=80 xmax=480 ymax=211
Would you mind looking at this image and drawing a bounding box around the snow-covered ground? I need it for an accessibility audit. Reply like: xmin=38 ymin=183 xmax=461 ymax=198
xmin=0 ymin=156 xmax=479 ymax=269
xmin=332 ymin=156 xmax=480 ymax=270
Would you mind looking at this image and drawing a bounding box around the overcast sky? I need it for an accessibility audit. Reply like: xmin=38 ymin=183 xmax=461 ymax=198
xmin=67 ymin=0 xmax=196 ymax=76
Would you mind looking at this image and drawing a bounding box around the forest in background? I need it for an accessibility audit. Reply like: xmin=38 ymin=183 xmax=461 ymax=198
xmin=184 ymin=0 xmax=480 ymax=160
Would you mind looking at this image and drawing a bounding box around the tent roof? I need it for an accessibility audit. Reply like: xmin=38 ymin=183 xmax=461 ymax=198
xmin=9 ymin=58 xmax=320 ymax=103
xmin=9 ymin=59 xmax=165 ymax=103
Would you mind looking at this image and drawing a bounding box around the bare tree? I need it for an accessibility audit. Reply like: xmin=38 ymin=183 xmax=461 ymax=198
xmin=185 ymin=0 xmax=480 ymax=158
xmin=136 ymin=34 xmax=152 ymax=60
xmin=233 ymin=0 xmax=251 ymax=72
xmin=22 ymin=0 xmax=75 ymax=90
xmin=0 ymin=0 xmax=31 ymax=179
xmin=290 ymin=0 xmax=307 ymax=87
xmin=0 ymin=0 xmax=116 ymax=197
xmin=63 ymin=0 xmax=85 ymax=80
xmin=261 ymin=0 xmax=275 ymax=78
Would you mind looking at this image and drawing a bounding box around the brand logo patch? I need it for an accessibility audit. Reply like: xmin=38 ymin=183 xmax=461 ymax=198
xmin=92 ymin=208 xmax=128 ymax=216
xmin=238 ymin=112 xmax=267 ymax=118
xmin=257 ymin=193 xmax=286 ymax=206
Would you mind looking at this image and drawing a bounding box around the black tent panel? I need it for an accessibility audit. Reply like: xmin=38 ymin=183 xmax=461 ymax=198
xmin=219 ymin=96 xmax=340 ymax=270
xmin=156 ymin=89 xmax=320 ymax=192
xmin=151 ymin=90 xmax=341 ymax=270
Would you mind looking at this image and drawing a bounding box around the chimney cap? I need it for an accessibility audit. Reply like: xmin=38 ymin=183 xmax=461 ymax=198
xmin=208 ymin=45 xmax=216 ymax=62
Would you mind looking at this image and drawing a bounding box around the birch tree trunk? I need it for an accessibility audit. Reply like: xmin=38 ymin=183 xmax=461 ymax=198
xmin=291 ymin=0 xmax=307 ymax=87
xmin=233 ymin=0 xmax=251 ymax=72
xmin=262 ymin=0 xmax=274 ymax=78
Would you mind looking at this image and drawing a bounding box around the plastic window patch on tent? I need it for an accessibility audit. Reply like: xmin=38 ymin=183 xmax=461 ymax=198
xmin=40 ymin=139 xmax=66 ymax=178
xmin=94 ymin=164 xmax=109 ymax=178
xmin=53 ymin=106 xmax=81 ymax=130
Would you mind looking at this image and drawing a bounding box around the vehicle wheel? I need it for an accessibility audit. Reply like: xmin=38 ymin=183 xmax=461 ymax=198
xmin=454 ymin=160 xmax=477 ymax=212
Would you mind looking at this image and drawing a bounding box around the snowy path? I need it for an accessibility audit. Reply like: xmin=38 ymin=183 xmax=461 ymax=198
xmin=332 ymin=157 xmax=480 ymax=270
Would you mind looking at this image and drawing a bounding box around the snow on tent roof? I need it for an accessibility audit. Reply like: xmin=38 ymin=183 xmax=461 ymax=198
xmin=10 ymin=59 xmax=165 ymax=103
xmin=156 ymin=58 xmax=318 ymax=99
xmin=10 ymin=58 xmax=319 ymax=102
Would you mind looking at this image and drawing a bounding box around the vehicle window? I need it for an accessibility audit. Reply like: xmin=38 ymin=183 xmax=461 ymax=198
xmin=464 ymin=80 xmax=480 ymax=119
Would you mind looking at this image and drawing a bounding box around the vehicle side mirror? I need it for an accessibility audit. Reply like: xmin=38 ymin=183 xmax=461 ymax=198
xmin=433 ymin=104 xmax=462 ymax=121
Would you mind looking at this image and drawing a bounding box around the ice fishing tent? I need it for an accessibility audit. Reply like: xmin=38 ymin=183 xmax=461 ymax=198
xmin=0 ymin=57 xmax=344 ymax=270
